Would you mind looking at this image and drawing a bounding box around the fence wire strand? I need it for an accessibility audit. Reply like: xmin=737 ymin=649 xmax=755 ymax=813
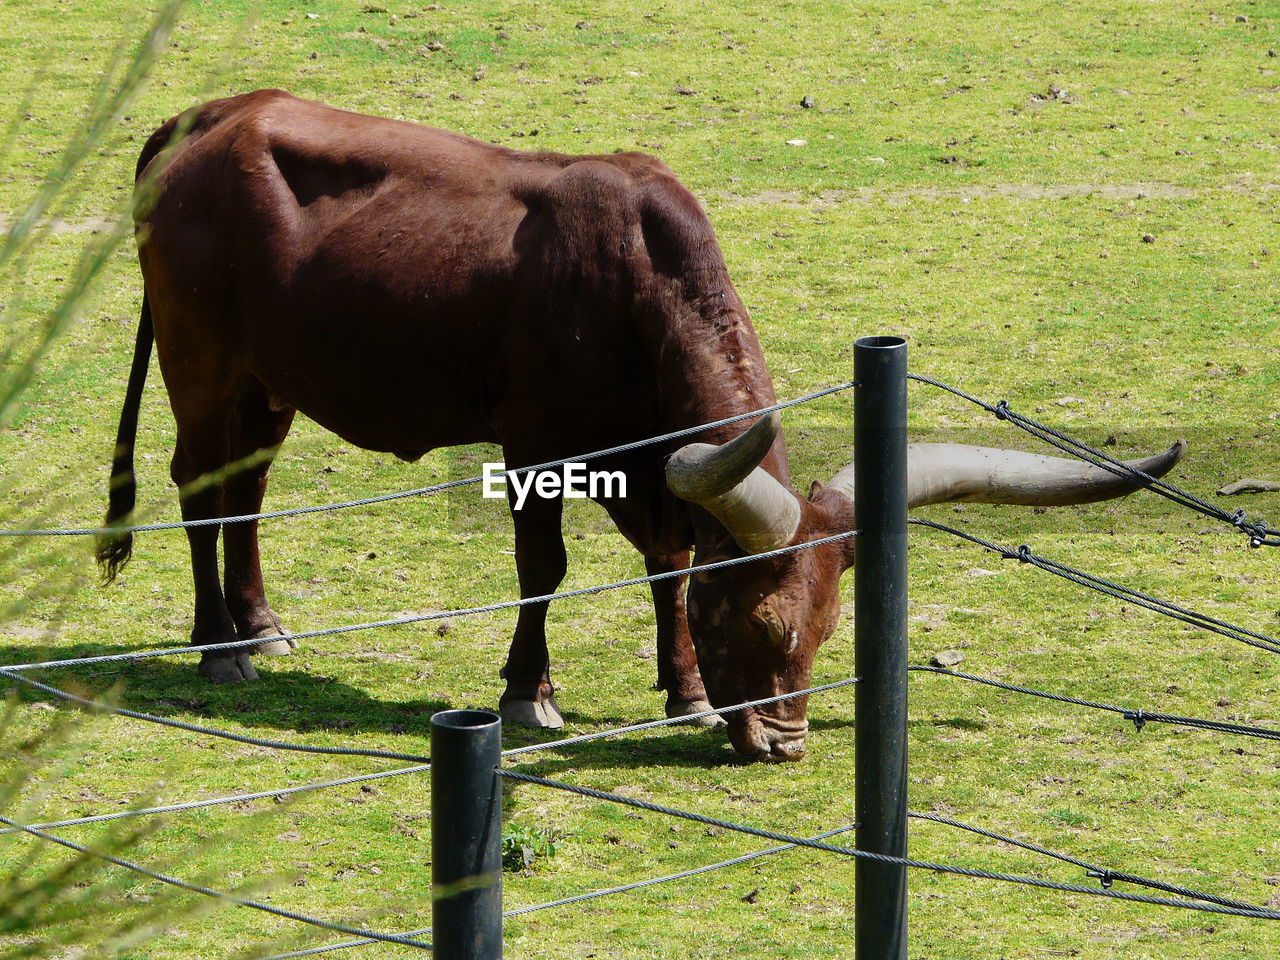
xmin=908 ymin=810 xmax=1267 ymax=912
xmin=252 ymin=825 xmax=861 ymax=960
xmin=0 ymin=668 xmax=432 ymax=762
xmin=907 ymin=372 xmax=1279 ymax=547
xmin=909 ymin=518 xmax=1280 ymax=657
xmin=502 ymin=823 xmax=859 ymax=918
xmin=500 ymin=770 xmax=1280 ymax=920
xmin=1 ymin=675 xmax=859 ymax=832
xmin=0 ymin=764 xmax=431 ymax=836
xmin=10 ymin=368 xmax=1278 ymax=946
xmin=0 ymin=815 xmax=433 ymax=949
xmin=0 ymin=382 xmax=856 ymax=538
xmin=502 ymin=676 xmax=860 ymax=758
xmin=911 ymin=665 xmax=1280 ymax=743
xmin=1 ymin=529 xmax=858 ymax=675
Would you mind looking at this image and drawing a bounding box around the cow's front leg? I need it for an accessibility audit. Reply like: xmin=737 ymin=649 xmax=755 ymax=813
xmin=646 ymin=552 xmax=723 ymax=726
xmin=499 ymin=490 xmax=566 ymax=729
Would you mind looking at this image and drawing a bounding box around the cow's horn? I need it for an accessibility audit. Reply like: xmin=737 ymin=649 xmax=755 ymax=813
xmin=826 ymin=440 xmax=1186 ymax=508
xmin=666 ymin=411 xmax=801 ymax=554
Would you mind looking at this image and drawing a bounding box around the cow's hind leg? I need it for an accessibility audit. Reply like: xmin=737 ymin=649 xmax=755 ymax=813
xmin=170 ymin=433 xmax=257 ymax=683
xmin=646 ymin=552 xmax=724 ymax=727
xmin=499 ymin=493 xmax=566 ymax=729
xmin=222 ymin=380 xmax=296 ymax=657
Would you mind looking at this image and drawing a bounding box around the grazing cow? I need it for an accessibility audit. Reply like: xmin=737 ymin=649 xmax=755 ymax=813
xmin=97 ymin=90 xmax=1184 ymax=761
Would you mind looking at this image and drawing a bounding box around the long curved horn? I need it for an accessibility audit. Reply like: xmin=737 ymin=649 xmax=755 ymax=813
xmin=666 ymin=411 xmax=801 ymax=553
xmin=827 ymin=440 xmax=1186 ymax=508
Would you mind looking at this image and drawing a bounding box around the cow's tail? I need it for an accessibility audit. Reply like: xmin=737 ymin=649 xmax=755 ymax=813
xmin=96 ymin=293 xmax=154 ymax=584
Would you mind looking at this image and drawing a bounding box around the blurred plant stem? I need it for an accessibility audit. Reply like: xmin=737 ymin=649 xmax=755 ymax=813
xmin=0 ymin=4 xmax=317 ymax=958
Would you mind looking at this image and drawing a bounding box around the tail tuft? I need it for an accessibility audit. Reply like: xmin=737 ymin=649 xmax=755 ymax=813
xmin=95 ymin=529 xmax=133 ymax=585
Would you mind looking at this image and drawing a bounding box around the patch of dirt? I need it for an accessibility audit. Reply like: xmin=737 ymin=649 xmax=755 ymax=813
xmin=0 ymin=215 xmax=117 ymax=235
xmin=1 ymin=622 xmax=88 ymax=639
xmin=19 ymin=179 xmax=1280 ymax=230
xmin=343 ymin=650 xmax=417 ymax=662
xmin=718 ymin=182 xmax=1238 ymax=207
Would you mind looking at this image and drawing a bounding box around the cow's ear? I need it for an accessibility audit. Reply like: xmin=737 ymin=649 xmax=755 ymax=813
xmin=807 ymin=479 xmax=824 ymax=501
xmin=692 ymin=535 xmax=743 ymax=582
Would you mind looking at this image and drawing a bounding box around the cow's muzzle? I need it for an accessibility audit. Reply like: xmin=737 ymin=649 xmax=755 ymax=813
xmin=731 ymin=711 xmax=809 ymax=762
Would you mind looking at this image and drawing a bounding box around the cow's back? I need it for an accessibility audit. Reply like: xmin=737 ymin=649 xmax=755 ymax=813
xmin=135 ymin=91 xmax=771 ymax=518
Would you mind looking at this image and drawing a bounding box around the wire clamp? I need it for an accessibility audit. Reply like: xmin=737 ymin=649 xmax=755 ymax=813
xmin=1087 ymin=868 xmax=1115 ymax=889
xmin=994 ymin=399 xmax=1011 ymax=421
xmin=1015 ymin=544 xmax=1033 ymax=563
xmin=1235 ymin=512 xmax=1270 ymax=549
xmin=1125 ymin=709 xmax=1146 ymax=732
xmin=1229 ymin=509 xmax=1262 ymax=544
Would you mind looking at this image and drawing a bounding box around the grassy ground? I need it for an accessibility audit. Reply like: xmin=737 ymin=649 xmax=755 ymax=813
xmin=1 ymin=0 xmax=1278 ymax=957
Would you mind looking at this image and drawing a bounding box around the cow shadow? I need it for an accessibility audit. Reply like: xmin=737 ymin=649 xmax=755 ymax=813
xmin=0 ymin=642 xmax=447 ymax=744
xmin=0 ymin=643 xmax=853 ymax=774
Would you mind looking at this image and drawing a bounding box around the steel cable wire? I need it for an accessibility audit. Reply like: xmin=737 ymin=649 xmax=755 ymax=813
xmin=0 ymin=815 xmax=433 ymax=949
xmin=499 ymin=769 xmax=1280 ymax=920
xmin=501 ymin=676 xmax=860 ymax=758
xmin=908 ymin=811 xmax=1266 ymax=912
xmin=910 ymin=665 xmax=1280 ymax=743
xmin=18 ymin=368 xmax=1276 ymax=939
xmin=15 ymin=367 xmax=1276 ymax=942
xmin=250 ymin=825 xmax=861 ymax=960
xmin=0 ymin=382 xmax=856 ymax=538
xmin=910 ymin=663 xmax=1119 ymax=713
xmin=500 ymin=822 xmax=859 ymax=917
xmin=0 ymin=668 xmax=432 ymax=762
xmin=907 ymin=372 xmax=1278 ymax=547
xmin=909 ymin=518 xmax=1280 ymax=656
xmin=1 ymin=677 xmax=861 ymax=834
xmin=258 ymin=806 xmax=1268 ymax=960
xmin=1 ymin=529 xmax=858 ymax=674
xmin=0 ymin=763 xmax=432 ymax=836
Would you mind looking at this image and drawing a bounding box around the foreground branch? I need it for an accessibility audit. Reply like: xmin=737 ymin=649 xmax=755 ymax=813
xmin=1218 ymin=479 xmax=1280 ymax=496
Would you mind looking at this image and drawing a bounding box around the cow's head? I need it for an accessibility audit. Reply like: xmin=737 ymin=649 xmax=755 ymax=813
xmin=667 ymin=412 xmax=1185 ymax=762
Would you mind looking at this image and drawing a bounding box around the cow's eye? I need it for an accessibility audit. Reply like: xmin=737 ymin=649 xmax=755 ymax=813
xmin=750 ymin=604 xmax=787 ymax=646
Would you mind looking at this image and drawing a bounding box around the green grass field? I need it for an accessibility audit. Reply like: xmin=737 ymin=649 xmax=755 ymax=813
xmin=2 ymin=1 xmax=1278 ymax=957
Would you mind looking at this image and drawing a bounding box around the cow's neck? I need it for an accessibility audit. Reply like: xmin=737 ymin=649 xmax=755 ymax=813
xmin=659 ymin=287 xmax=791 ymax=488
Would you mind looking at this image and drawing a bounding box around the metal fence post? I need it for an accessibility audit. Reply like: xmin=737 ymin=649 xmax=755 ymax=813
xmin=432 ymin=709 xmax=503 ymax=960
xmin=854 ymin=335 xmax=909 ymax=960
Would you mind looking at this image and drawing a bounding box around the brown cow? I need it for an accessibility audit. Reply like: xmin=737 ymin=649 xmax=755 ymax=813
xmin=98 ymin=90 xmax=1184 ymax=761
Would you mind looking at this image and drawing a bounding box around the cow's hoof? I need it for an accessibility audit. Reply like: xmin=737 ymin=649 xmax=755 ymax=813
xmin=500 ymin=696 xmax=564 ymax=730
xmin=249 ymin=632 xmax=297 ymax=656
xmin=241 ymin=619 xmax=296 ymax=656
xmin=667 ymin=698 xmax=728 ymax=727
xmin=252 ymin=639 xmax=294 ymax=656
xmin=198 ymin=652 xmax=259 ymax=683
